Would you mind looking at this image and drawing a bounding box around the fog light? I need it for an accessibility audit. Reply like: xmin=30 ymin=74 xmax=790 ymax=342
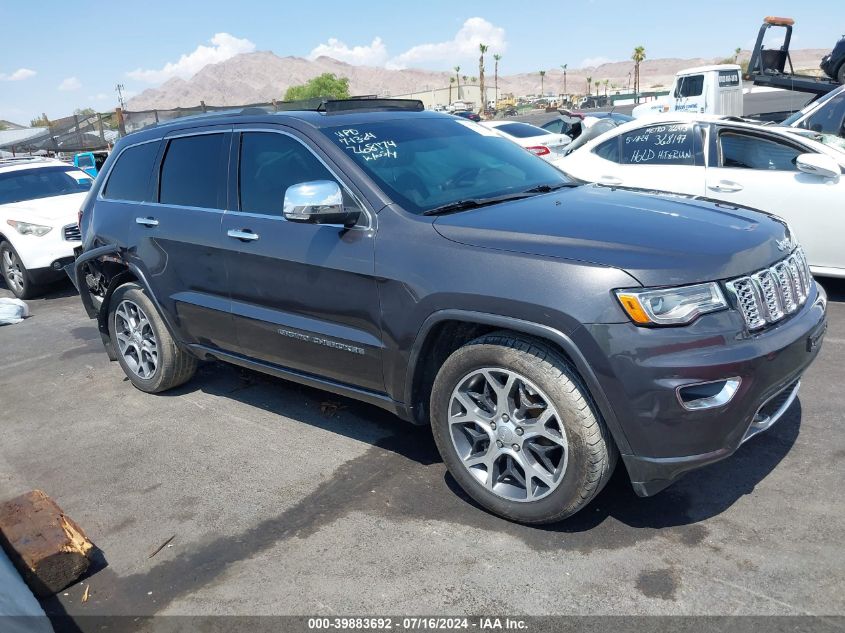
xmin=677 ymin=378 xmax=741 ymax=411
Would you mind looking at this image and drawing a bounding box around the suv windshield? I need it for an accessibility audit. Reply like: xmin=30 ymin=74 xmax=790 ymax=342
xmin=0 ymin=166 xmax=93 ymax=205
xmin=324 ymin=117 xmax=571 ymax=215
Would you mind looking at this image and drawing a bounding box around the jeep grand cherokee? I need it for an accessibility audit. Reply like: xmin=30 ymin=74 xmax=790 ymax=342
xmin=69 ymin=99 xmax=827 ymax=524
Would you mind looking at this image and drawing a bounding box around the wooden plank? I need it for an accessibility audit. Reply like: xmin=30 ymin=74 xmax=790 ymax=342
xmin=0 ymin=490 xmax=95 ymax=596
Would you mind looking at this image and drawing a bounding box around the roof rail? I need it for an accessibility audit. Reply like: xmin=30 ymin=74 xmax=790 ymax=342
xmin=275 ymin=97 xmax=424 ymax=114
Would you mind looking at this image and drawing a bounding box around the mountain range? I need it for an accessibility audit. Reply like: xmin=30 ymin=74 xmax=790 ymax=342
xmin=126 ymin=48 xmax=829 ymax=111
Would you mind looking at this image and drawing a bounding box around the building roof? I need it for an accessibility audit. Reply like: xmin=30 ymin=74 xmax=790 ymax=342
xmin=0 ymin=127 xmax=49 ymax=150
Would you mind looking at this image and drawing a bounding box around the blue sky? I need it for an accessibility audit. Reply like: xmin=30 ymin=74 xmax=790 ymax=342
xmin=1 ymin=0 xmax=843 ymax=123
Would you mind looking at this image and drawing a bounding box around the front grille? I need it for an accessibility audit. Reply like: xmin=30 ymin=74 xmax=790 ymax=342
xmin=725 ymin=248 xmax=812 ymax=331
xmin=63 ymin=223 xmax=81 ymax=241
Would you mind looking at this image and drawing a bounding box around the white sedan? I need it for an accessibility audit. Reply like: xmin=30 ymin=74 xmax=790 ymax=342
xmin=480 ymin=120 xmax=571 ymax=162
xmin=0 ymin=158 xmax=91 ymax=298
xmin=554 ymin=115 xmax=845 ymax=278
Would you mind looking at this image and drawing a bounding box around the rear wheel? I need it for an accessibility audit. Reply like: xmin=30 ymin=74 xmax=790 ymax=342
xmin=0 ymin=241 xmax=42 ymax=299
xmin=108 ymin=283 xmax=197 ymax=393
xmin=430 ymin=332 xmax=617 ymax=524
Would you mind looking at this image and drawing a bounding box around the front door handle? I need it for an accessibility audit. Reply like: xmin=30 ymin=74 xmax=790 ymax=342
xmin=708 ymin=180 xmax=743 ymax=193
xmin=135 ymin=217 xmax=159 ymax=227
xmin=227 ymin=229 xmax=260 ymax=242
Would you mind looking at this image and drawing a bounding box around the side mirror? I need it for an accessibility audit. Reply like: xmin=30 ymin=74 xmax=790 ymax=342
xmin=283 ymin=180 xmax=360 ymax=227
xmin=795 ymin=153 xmax=841 ymax=181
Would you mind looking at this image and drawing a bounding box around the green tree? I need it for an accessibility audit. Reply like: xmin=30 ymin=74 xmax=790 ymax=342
xmin=284 ymin=73 xmax=350 ymax=102
xmin=631 ymin=46 xmax=646 ymax=101
xmin=478 ymin=43 xmax=488 ymax=113
xmin=454 ymin=66 xmax=461 ymax=101
xmin=493 ymin=54 xmax=502 ymax=106
xmin=30 ymin=113 xmax=50 ymax=128
xmin=74 ymin=107 xmax=96 ymax=117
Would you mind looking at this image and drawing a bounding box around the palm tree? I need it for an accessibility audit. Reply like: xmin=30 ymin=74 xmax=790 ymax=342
xmin=449 ymin=76 xmax=455 ymax=104
xmin=631 ymin=46 xmax=646 ymax=102
xmin=493 ymin=54 xmax=502 ymax=107
xmin=454 ymin=66 xmax=461 ymax=100
xmin=560 ymin=64 xmax=567 ymax=97
xmin=603 ymin=79 xmax=610 ymax=96
xmin=586 ymin=76 xmax=592 ymax=96
xmin=539 ymin=70 xmax=546 ymax=97
xmin=734 ymin=47 xmax=742 ymax=63
xmin=478 ymin=43 xmax=489 ymax=113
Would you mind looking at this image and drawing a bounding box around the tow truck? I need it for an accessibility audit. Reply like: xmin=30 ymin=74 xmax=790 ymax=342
xmin=746 ymin=16 xmax=840 ymax=96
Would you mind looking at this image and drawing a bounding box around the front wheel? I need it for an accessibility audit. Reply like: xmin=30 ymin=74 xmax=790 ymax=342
xmin=108 ymin=283 xmax=197 ymax=393
xmin=1 ymin=241 xmax=42 ymax=299
xmin=430 ymin=332 xmax=617 ymax=524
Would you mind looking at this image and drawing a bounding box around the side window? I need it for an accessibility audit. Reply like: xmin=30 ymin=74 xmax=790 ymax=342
xmin=675 ymin=75 xmax=704 ymax=98
xmin=719 ymin=132 xmax=801 ymax=170
xmin=621 ymin=123 xmax=695 ymax=166
xmin=76 ymin=154 xmax=93 ymax=168
xmin=804 ymin=93 xmax=845 ymax=135
xmin=594 ymin=138 xmax=620 ymax=163
xmin=102 ymin=141 xmax=159 ymax=202
xmin=238 ymin=132 xmax=336 ymax=216
xmin=159 ymin=134 xmax=225 ymax=209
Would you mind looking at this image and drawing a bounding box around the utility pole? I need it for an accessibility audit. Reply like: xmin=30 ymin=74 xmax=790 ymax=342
xmin=115 ymin=83 xmax=126 ymax=110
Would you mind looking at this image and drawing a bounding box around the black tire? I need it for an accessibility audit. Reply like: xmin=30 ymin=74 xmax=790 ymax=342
xmin=0 ymin=241 xmax=43 ymax=300
xmin=107 ymin=282 xmax=197 ymax=393
xmin=430 ymin=332 xmax=617 ymax=524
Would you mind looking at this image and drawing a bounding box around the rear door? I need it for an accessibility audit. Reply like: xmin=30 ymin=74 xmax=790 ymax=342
xmin=130 ymin=125 xmax=238 ymax=350
xmin=222 ymin=125 xmax=384 ymax=392
xmin=587 ymin=122 xmax=706 ymax=194
xmin=705 ymin=125 xmax=845 ymax=271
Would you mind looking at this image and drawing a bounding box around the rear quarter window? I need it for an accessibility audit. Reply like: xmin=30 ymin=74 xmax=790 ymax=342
xmin=102 ymin=141 xmax=159 ymax=202
xmin=594 ymin=138 xmax=620 ymax=162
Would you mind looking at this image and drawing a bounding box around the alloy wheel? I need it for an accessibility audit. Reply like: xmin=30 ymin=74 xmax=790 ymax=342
xmin=448 ymin=367 xmax=569 ymax=502
xmin=114 ymin=300 xmax=159 ymax=379
xmin=2 ymin=249 xmax=24 ymax=294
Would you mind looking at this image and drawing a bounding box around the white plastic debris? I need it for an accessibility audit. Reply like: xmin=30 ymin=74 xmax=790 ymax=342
xmin=0 ymin=298 xmax=29 ymax=325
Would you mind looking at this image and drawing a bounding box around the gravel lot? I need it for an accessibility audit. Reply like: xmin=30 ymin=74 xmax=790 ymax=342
xmin=1 ymin=276 xmax=843 ymax=621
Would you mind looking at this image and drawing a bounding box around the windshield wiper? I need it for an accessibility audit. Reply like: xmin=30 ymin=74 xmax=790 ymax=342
xmin=422 ymin=183 xmax=578 ymax=216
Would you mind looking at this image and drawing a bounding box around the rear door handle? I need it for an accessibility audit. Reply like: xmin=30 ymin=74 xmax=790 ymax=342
xmin=599 ymin=175 xmax=623 ymax=186
xmin=227 ymin=229 xmax=260 ymax=242
xmin=135 ymin=217 xmax=159 ymax=227
xmin=708 ymin=180 xmax=743 ymax=193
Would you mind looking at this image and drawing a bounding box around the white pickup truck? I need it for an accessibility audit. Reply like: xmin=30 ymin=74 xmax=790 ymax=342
xmin=633 ymin=64 xmax=743 ymax=118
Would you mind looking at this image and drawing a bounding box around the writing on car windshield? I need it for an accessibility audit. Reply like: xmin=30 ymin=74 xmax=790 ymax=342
xmin=324 ymin=118 xmax=570 ymax=215
xmin=622 ymin=123 xmax=696 ymax=166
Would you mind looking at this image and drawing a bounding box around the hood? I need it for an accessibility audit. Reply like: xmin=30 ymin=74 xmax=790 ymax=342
xmin=0 ymin=192 xmax=87 ymax=226
xmin=433 ymin=185 xmax=794 ymax=287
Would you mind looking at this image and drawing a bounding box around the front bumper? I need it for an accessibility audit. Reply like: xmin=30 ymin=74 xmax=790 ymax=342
xmin=578 ymin=283 xmax=827 ymax=496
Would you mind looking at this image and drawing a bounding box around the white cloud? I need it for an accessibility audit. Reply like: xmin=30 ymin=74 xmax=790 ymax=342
xmin=127 ymin=33 xmax=255 ymax=84
xmin=0 ymin=68 xmax=36 ymax=81
xmin=388 ymin=18 xmax=507 ymax=69
xmin=58 ymin=76 xmax=82 ymax=91
xmin=581 ymin=56 xmax=613 ymax=68
xmin=309 ymin=37 xmax=388 ymax=66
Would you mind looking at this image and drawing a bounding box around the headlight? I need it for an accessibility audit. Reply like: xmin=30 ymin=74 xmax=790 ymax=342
xmin=616 ymin=282 xmax=727 ymax=326
xmin=6 ymin=220 xmax=52 ymax=237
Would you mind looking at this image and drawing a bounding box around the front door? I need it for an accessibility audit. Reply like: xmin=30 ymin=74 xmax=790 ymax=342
xmin=222 ymin=126 xmax=384 ymax=393
xmin=706 ymin=126 xmax=845 ymax=272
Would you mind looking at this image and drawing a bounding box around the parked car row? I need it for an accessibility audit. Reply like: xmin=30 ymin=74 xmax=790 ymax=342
xmin=58 ymin=99 xmax=826 ymax=525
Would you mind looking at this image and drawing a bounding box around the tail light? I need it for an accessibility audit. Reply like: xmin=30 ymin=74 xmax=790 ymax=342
xmin=526 ymin=145 xmax=551 ymax=157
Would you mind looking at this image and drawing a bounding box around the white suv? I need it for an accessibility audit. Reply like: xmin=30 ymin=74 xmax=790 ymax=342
xmin=0 ymin=158 xmax=93 ymax=298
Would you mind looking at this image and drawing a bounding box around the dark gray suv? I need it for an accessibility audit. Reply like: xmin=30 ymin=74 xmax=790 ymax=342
xmin=71 ymin=99 xmax=827 ymax=523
